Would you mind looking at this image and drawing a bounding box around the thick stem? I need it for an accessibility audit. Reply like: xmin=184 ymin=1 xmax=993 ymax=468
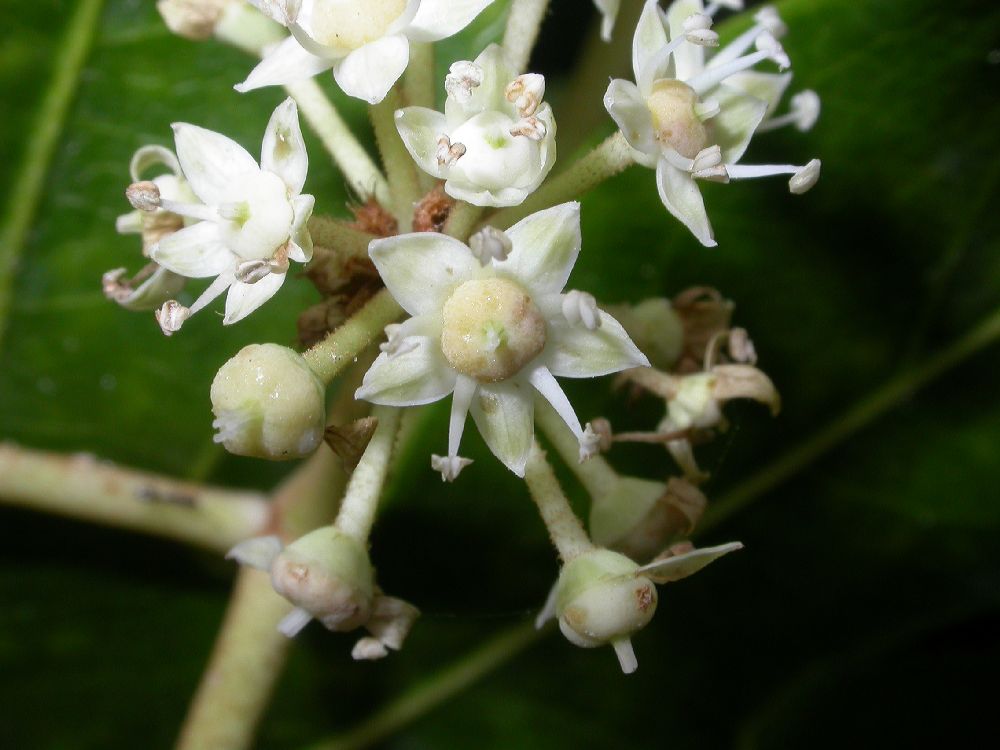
xmin=303 ymin=621 xmax=542 ymax=750
xmin=523 ymin=441 xmax=594 ymax=562
xmin=620 ymin=366 xmax=677 ymax=400
xmin=302 ymin=289 xmax=403 ymax=384
xmin=307 ymin=215 xmax=375 ymax=259
xmin=370 ymin=88 xmax=422 ymax=230
xmin=484 ymin=131 xmax=634 ymax=230
xmin=535 ymin=398 xmax=618 ymax=499
xmin=444 ymin=201 xmax=484 ymax=241
xmin=212 ymin=6 xmax=390 ymax=206
xmin=0 ymin=443 xmax=268 ymax=553
xmin=334 ymin=406 xmax=402 ymax=541
xmin=503 ymin=0 xmax=550 ymax=71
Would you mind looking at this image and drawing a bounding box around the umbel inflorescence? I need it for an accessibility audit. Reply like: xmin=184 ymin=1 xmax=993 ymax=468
xmin=108 ymin=0 xmax=819 ymax=673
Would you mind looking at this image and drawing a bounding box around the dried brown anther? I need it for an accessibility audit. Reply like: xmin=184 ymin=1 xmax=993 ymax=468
xmin=324 ymin=417 xmax=380 ymax=470
xmin=412 ymin=185 xmax=455 ymax=233
xmin=348 ymin=198 xmax=398 ymax=238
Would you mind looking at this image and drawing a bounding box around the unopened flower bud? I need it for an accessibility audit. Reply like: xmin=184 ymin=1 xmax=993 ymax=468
xmin=271 ymin=527 xmax=375 ymax=632
xmin=554 ymin=549 xmax=657 ymax=673
xmin=210 ymin=343 xmax=326 ymax=460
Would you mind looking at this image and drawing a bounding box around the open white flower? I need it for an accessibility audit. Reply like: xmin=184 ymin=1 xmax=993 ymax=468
xmin=604 ymin=0 xmax=820 ymax=246
xmin=395 ymin=45 xmax=556 ymax=207
xmin=355 ymin=203 xmax=649 ymax=478
xmin=135 ymin=98 xmax=314 ymax=333
xmin=238 ymin=0 xmax=496 ymax=104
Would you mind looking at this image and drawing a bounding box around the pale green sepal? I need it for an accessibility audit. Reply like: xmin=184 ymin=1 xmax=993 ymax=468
xmin=637 ymin=541 xmax=744 ymax=584
xmin=395 ymin=107 xmax=449 ymax=179
xmin=655 ymin=158 xmax=716 ymax=247
xmin=469 ymin=380 xmax=534 ymax=477
xmin=500 ymin=202 xmax=581 ymax=296
xmin=545 ymin=309 xmax=650 ymax=379
xmin=712 ymin=84 xmax=768 ymax=164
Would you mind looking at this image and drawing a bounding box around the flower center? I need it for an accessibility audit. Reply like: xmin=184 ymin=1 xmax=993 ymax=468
xmin=440 ymin=277 xmax=546 ymax=382
xmin=311 ymin=0 xmax=409 ymax=50
xmin=645 ymin=80 xmax=709 ymax=159
xmin=220 ymin=170 xmax=294 ymax=261
xmin=447 ymin=111 xmax=538 ymax=191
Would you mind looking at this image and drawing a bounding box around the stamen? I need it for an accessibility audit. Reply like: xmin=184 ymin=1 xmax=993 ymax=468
xmin=755 ymin=31 xmax=790 ymax=70
xmin=528 ymin=366 xmax=590 ymax=460
xmin=695 ymin=99 xmax=721 ymax=121
xmin=509 ymin=116 xmax=546 ymax=141
xmin=707 ymin=5 xmax=786 ymax=70
xmin=445 ymin=61 xmax=484 ymax=103
xmin=789 ymin=159 xmax=822 ymax=194
xmin=505 ymin=74 xmax=546 ymax=117
xmin=469 ymin=226 xmax=512 ymax=266
xmin=155 ymin=299 xmax=190 ymax=336
xmin=562 ymin=290 xmax=602 ymax=330
xmin=681 ymin=14 xmax=719 ymax=47
xmin=157 ymin=197 xmax=220 ymax=223
xmin=435 ymin=376 xmax=477 ymax=482
xmin=662 ymin=148 xmax=695 ymax=172
xmin=431 ymin=454 xmax=473 ymax=482
xmin=688 ymin=38 xmax=786 ymax=96
xmin=756 ymin=90 xmax=821 ymax=133
xmin=725 ymin=158 xmax=821 ymax=193
xmin=704 ymin=0 xmax=744 ymax=17
xmin=380 ymin=323 xmax=419 ymax=357
xmin=235 ymin=259 xmax=273 ymax=284
xmin=691 ymin=146 xmax=729 ymax=183
xmin=435 ymin=135 xmax=466 ymax=167
xmin=277 ymin=606 xmax=313 ymax=638
xmin=126 ymin=181 xmax=161 ymax=212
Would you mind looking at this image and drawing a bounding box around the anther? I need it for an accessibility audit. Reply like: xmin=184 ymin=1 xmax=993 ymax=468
xmin=505 ymin=74 xmax=546 ymax=117
xmin=155 ymin=299 xmax=190 ymax=336
xmin=509 ymin=116 xmax=546 ymax=141
xmin=469 ymin=226 xmax=512 ymax=266
xmin=562 ymin=290 xmax=602 ymax=331
xmin=235 ymin=259 xmax=273 ymax=284
xmin=789 ymin=158 xmax=821 ymax=194
xmin=682 ymin=14 xmax=719 ymax=46
xmin=126 ymin=181 xmax=162 ymax=212
xmin=436 ymin=135 xmax=466 ymax=167
xmin=445 ymin=61 xmax=484 ymax=103
xmin=431 ymin=454 xmax=473 ymax=482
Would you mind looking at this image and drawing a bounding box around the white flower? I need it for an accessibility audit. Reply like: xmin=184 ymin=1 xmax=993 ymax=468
xmin=237 ymin=0 xmax=496 ymax=104
xmin=395 ymin=45 xmax=557 ymax=207
xmin=138 ymin=98 xmax=314 ymax=332
xmin=355 ymin=203 xmax=649 ymax=478
xmin=604 ymin=0 xmax=820 ymax=246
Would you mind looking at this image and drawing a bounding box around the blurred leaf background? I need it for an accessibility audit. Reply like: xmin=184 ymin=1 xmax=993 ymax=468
xmin=2 ymin=0 xmax=999 ymax=747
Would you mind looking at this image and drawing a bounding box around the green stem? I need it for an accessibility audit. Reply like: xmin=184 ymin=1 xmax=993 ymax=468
xmin=444 ymin=201 xmax=484 ymax=241
xmin=0 ymin=0 xmax=104 ymax=349
xmin=334 ymin=406 xmax=402 ymax=541
xmin=307 ymin=215 xmax=375 ymax=259
xmin=302 ymin=289 xmax=403 ymax=384
xmin=303 ymin=621 xmax=543 ymax=750
xmin=0 ymin=443 xmax=268 ymax=554
xmin=503 ymin=0 xmax=550 ymax=71
xmin=524 ymin=441 xmax=594 ymax=562
xmin=535 ymin=398 xmax=619 ymax=499
xmin=700 ymin=303 xmax=1000 ymax=534
xmin=404 ymin=41 xmax=436 ymax=109
xmin=370 ymin=88 xmax=422 ymax=230
xmin=484 ymin=131 xmax=633 ymax=230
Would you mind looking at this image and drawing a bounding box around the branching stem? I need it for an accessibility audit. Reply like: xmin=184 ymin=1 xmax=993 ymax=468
xmin=535 ymin=398 xmax=618 ymax=499
xmin=307 ymin=215 xmax=375 ymax=259
xmin=0 ymin=443 xmax=268 ymax=553
xmin=503 ymin=0 xmax=550 ymax=71
xmin=334 ymin=406 xmax=402 ymax=541
xmin=370 ymin=88 xmax=422 ymax=230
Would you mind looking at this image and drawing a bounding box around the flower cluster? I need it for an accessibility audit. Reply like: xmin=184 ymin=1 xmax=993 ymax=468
xmin=102 ymin=0 xmax=821 ymax=673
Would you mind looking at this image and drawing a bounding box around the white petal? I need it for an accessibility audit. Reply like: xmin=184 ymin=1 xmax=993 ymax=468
xmin=225 ymin=535 xmax=283 ymax=570
xmin=407 ymin=0 xmax=496 ymax=43
xmin=637 ymin=541 xmax=743 ymax=584
xmin=395 ymin=107 xmax=449 ymax=179
xmin=355 ymin=315 xmax=458 ymax=406
xmin=333 ymin=35 xmax=409 ymax=105
xmin=528 ymin=365 xmax=584 ymax=441
xmin=546 ymin=309 xmax=650 ymax=378
xmin=369 ymin=232 xmax=479 ymax=316
xmin=632 ymin=0 xmax=669 ymax=90
xmin=150 ymin=222 xmax=236 ymax=278
xmin=655 ymin=159 xmax=715 ymax=247
xmin=444 ymin=181 xmax=530 ymax=208
xmin=261 ymin=97 xmax=308 ymax=195
xmin=500 ymin=202 xmax=581 ymax=296
xmin=604 ymin=78 xmax=657 ymax=157
xmin=723 ymin=71 xmax=792 ymax=119
xmin=235 ymin=36 xmax=335 ymax=93
xmin=172 ymin=123 xmax=260 ymax=205
xmin=665 ymin=0 xmax=707 ymax=81
xmin=712 ymin=85 xmax=767 ymax=164
xmin=223 ymin=272 xmax=286 ymax=324
xmin=290 ymin=193 xmax=315 ymax=262
xmin=188 ymin=273 xmax=234 ymax=316
xmin=469 ymin=380 xmax=534 ymax=477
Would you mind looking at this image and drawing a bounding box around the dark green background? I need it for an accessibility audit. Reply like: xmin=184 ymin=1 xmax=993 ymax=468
xmin=2 ymin=0 xmax=999 ymax=747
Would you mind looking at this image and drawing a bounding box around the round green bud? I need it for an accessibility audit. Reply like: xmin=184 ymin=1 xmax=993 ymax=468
xmin=271 ymin=527 xmax=375 ymax=632
xmin=611 ymin=298 xmax=684 ymax=371
xmin=555 ymin=549 xmax=658 ymax=648
xmin=210 ymin=343 xmax=326 ymax=461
